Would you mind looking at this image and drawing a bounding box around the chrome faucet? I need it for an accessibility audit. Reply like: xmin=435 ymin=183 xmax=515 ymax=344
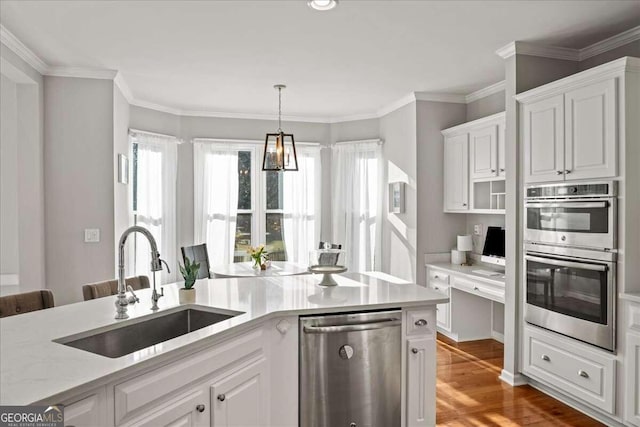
xmin=115 ymin=226 xmax=169 ymax=319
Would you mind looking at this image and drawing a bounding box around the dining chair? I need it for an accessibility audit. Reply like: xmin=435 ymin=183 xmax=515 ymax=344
xmin=318 ymin=242 xmax=342 ymax=266
xmin=82 ymin=276 xmax=150 ymax=301
xmin=181 ymin=244 xmax=211 ymax=279
xmin=0 ymin=290 xmax=55 ymax=318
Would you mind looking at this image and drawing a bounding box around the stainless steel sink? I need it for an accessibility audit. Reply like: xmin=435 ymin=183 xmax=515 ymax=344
xmin=55 ymin=307 xmax=241 ymax=358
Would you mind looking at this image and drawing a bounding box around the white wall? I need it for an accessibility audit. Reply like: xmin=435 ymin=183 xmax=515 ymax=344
xmin=1 ymin=74 xmax=20 ymax=290
xmin=379 ymin=102 xmax=417 ymax=282
xmin=416 ymin=100 xmax=468 ymax=286
xmin=0 ymin=42 xmax=45 ymax=296
xmin=44 ymin=76 xmax=115 ymax=305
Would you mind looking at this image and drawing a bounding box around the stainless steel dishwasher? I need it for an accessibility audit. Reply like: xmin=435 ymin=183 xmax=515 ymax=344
xmin=300 ymin=310 xmax=402 ymax=427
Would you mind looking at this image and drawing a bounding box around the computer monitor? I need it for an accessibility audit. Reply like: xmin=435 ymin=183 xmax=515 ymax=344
xmin=481 ymin=226 xmax=505 ymax=267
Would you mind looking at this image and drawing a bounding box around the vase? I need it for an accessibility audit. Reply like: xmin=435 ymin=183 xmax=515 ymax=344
xmin=179 ymin=288 xmax=196 ymax=304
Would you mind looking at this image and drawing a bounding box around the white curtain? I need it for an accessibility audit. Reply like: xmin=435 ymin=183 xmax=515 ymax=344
xmin=130 ymin=132 xmax=178 ymax=283
xmin=194 ymin=141 xmax=239 ymax=266
xmin=283 ymin=146 xmax=321 ymax=265
xmin=332 ymin=141 xmax=382 ymax=272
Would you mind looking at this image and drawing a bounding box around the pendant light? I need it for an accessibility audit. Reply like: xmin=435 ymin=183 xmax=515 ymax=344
xmin=262 ymin=84 xmax=298 ymax=171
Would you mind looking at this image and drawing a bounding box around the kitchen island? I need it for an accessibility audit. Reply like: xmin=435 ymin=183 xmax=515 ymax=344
xmin=0 ymin=272 xmax=447 ymax=427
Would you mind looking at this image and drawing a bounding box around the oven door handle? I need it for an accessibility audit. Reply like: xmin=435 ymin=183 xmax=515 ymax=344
xmin=524 ymin=201 xmax=608 ymax=209
xmin=525 ymin=255 xmax=608 ymax=272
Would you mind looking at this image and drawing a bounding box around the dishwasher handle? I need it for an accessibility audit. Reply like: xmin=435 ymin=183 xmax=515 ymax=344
xmin=303 ymin=318 xmax=401 ymax=334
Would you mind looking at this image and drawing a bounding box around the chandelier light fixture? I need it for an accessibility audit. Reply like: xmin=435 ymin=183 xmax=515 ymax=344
xmin=262 ymin=84 xmax=298 ymax=172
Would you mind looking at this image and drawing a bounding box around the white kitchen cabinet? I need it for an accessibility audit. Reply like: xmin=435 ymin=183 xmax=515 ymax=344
xmin=406 ymin=337 xmax=436 ymax=427
xmin=498 ymin=123 xmax=506 ymax=177
xmin=470 ymin=124 xmax=498 ymax=179
xmin=443 ymin=133 xmax=469 ymax=212
xmin=523 ymin=94 xmax=565 ymax=183
xmin=63 ymin=388 xmax=107 ymax=427
xmin=625 ymin=332 xmax=640 ymax=426
xmin=122 ymin=388 xmax=209 ymax=427
xmin=210 ymin=358 xmax=268 ymax=427
xmin=564 ymin=78 xmax=617 ymax=180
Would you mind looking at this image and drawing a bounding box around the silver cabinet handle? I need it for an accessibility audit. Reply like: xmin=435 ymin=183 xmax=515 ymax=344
xmin=411 ymin=348 xmax=419 ymax=354
xmin=564 ymin=170 xmax=572 ymax=174
xmin=541 ymin=354 xmax=550 ymax=362
xmin=473 ymin=286 xmax=479 ymax=291
xmin=434 ymin=275 xmax=440 ymax=279
xmin=556 ymin=170 xmax=563 ymax=175
xmin=462 ymin=203 xmax=467 ymax=207
xmin=196 ymin=404 xmax=205 ymax=412
xmin=578 ymin=370 xmax=589 ymax=378
xmin=491 ymin=169 xmax=496 ymax=173
xmin=217 ymin=394 xmax=226 ymax=402
xmin=499 ymin=168 xmax=505 ymax=172
xmin=303 ymin=318 xmax=401 ymax=334
xmin=434 ymin=286 xmax=439 ymax=290
xmin=414 ymin=319 xmax=427 ymax=327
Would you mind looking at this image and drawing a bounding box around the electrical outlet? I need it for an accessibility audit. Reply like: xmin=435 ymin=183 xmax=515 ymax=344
xmin=84 ymin=228 xmax=100 ymax=243
xmin=474 ymin=224 xmax=483 ymax=236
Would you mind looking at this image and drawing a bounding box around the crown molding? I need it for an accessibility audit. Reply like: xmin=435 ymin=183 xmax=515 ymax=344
xmin=579 ymin=25 xmax=640 ymax=61
xmin=414 ymin=92 xmax=467 ymax=104
xmin=465 ymin=80 xmax=506 ymax=103
xmin=0 ymin=25 xmax=48 ymax=74
xmin=441 ymin=111 xmax=505 ymax=136
xmin=45 ymin=66 xmax=118 ymax=80
xmin=496 ymin=41 xmax=579 ymax=61
xmin=114 ymin=72 xmax=133 ymax=103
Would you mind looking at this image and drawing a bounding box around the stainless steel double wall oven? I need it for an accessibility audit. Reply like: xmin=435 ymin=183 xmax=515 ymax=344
xmin=524 ymin=181 xmax=617 ymax=351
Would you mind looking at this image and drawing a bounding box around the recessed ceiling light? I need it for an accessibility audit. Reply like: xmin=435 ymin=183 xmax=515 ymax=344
xmin=307 ymin=0 xmax=338 ymax=11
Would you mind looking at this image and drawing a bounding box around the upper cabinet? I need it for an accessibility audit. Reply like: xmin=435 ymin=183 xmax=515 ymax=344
xmin=518 ymin=59 xmax=628 ymax=184
xmin=442 ymin=112 xmax=506 ymax=214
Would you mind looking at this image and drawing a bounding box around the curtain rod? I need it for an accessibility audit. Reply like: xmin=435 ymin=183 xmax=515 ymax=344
xmin=191 ymin=137 xmax=320 ymax=146
xmin=129 ymin=128 xmax=184 ymax=143
xmin=333 ymin=138 xmax=383 ymax=146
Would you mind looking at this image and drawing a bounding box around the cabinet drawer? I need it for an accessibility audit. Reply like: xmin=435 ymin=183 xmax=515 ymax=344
xmin=453 ymin=277 xmax=505 ymax=303
xmin=114 ymin=328 xmax=264 ymax=424
xmin=406 ymin=308 xmax=436 ymax=337
xmin=428 ymin=282 xmax=449 ymax=295
xmin=428 ymin=270 xmax=449 ymax=284
xmin=523 ymin=325 xmax=615 ymax=413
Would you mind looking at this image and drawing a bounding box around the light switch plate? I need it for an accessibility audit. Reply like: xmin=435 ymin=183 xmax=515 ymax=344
xmin=84 ymin=228 xmax=100 ymax=243
xmin=473 ymin=224 xmax=483 ymax=236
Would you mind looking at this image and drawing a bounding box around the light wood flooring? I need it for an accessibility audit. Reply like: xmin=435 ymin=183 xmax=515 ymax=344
xmin=436 ymin=334 xmax=605 ymax=426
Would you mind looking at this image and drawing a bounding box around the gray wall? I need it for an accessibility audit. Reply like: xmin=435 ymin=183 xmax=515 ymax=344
xmin=1 ymin=75 xmax=19 ymax=284
xmin=466 ymin=90 xmax=506 ymax=122
xmin=113 ymin=86 xmax=131 ymax=275
xmin=379 ymin=102 xmax=418 ymax=282
xmin=44 ymin=76 xmax=115 ymax=305
xmin=416 ymin=100 xmax=467 ymax=286
xmin=0 ymin=42 xmax=46 ymax=296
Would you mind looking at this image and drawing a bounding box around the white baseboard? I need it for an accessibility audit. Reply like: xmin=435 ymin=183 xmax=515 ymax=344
xmin=526 ymin=376 xmax=624 ymax=426
xmin=499 ymin=369 xmax=528 ymax=386
xmin=491 ymin=331 xmax=504 ymax=343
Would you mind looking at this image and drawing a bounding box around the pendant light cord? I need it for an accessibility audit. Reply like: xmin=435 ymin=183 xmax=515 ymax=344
xmin=277 ymin=86 xmax=282 ymax=133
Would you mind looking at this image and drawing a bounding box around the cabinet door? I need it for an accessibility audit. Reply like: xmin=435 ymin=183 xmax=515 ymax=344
xmin=406 ymin=337 xmax=436 ymax=427
xmin=443 ymin=134 xmax=469 ymax=212
xmin=625 ymin=333 xmax=640 ymax=426
xmin=564 ymin=78 xmax=617 ymax=180
xmin=122 ymin=388 xmax=209 ymax=427
xmin=523 ymin=95 xmax=564 ymax=183
xmin=498 ymin=123 xmax=506 ymax=177
xmin=211 ymin=359 xmax=268 ymax=427
xmin=64 ymin=390 xmax=107 ymax=427
xmin=470 ymin=125 xmax=498 ymax=179
xmin=436 ymin=302 xmax=450 ymax=332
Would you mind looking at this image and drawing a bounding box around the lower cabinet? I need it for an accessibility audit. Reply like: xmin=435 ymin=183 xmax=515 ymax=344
xmin=210 ymin=358 xmax=268 ymax=427
xmin=124 ymin=388 xmax=210 ymax=427
xmin=625 ymin=332 xmax=640 ymax=426
xmin=63 ymin=388 xmax=107 ymax=427
xmin=523 ymin=325 xmax=616 ymax=414
xmin=406 ymin=336 xmax=436 ymax=427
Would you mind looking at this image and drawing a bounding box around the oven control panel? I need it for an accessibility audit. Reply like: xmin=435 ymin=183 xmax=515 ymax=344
xmin=526 ymin=182 xmax=615 ymax=199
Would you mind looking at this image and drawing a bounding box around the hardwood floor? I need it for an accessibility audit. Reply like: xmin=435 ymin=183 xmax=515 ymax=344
xmin=436 ymin=334 xmax=605 ymax=426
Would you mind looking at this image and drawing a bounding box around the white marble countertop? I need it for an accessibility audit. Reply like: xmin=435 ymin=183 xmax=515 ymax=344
xmin=0 ymin=272 xmax=447 ymax=405
xmin=426 ymin=262 xmax=506 ymax=287
xmin=210 ymin=261 xmax=309 ymax=278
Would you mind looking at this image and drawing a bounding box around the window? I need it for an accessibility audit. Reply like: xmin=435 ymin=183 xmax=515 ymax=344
xmin=130 ymin=131 xmax=178 ymax=283
xmin=194 ymin=140 xmax=320 ymax=266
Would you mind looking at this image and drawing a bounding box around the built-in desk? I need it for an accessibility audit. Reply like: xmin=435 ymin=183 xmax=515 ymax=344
xmin=425 ymin=262 xmax=505 ymax=342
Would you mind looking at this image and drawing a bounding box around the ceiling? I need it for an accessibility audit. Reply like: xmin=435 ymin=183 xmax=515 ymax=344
xmin=1 ymin=1 xmax=639 ymax=120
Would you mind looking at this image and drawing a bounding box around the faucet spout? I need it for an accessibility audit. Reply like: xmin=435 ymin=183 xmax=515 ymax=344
xmin=115 ymin=226 xmax=164 ymax=320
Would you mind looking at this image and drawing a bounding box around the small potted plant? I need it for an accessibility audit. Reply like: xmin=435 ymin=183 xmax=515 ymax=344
xmin=247 ymin=244 xmax=269 ymax=270
xmin=178 ymin=256 xmax=200 ymax=304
